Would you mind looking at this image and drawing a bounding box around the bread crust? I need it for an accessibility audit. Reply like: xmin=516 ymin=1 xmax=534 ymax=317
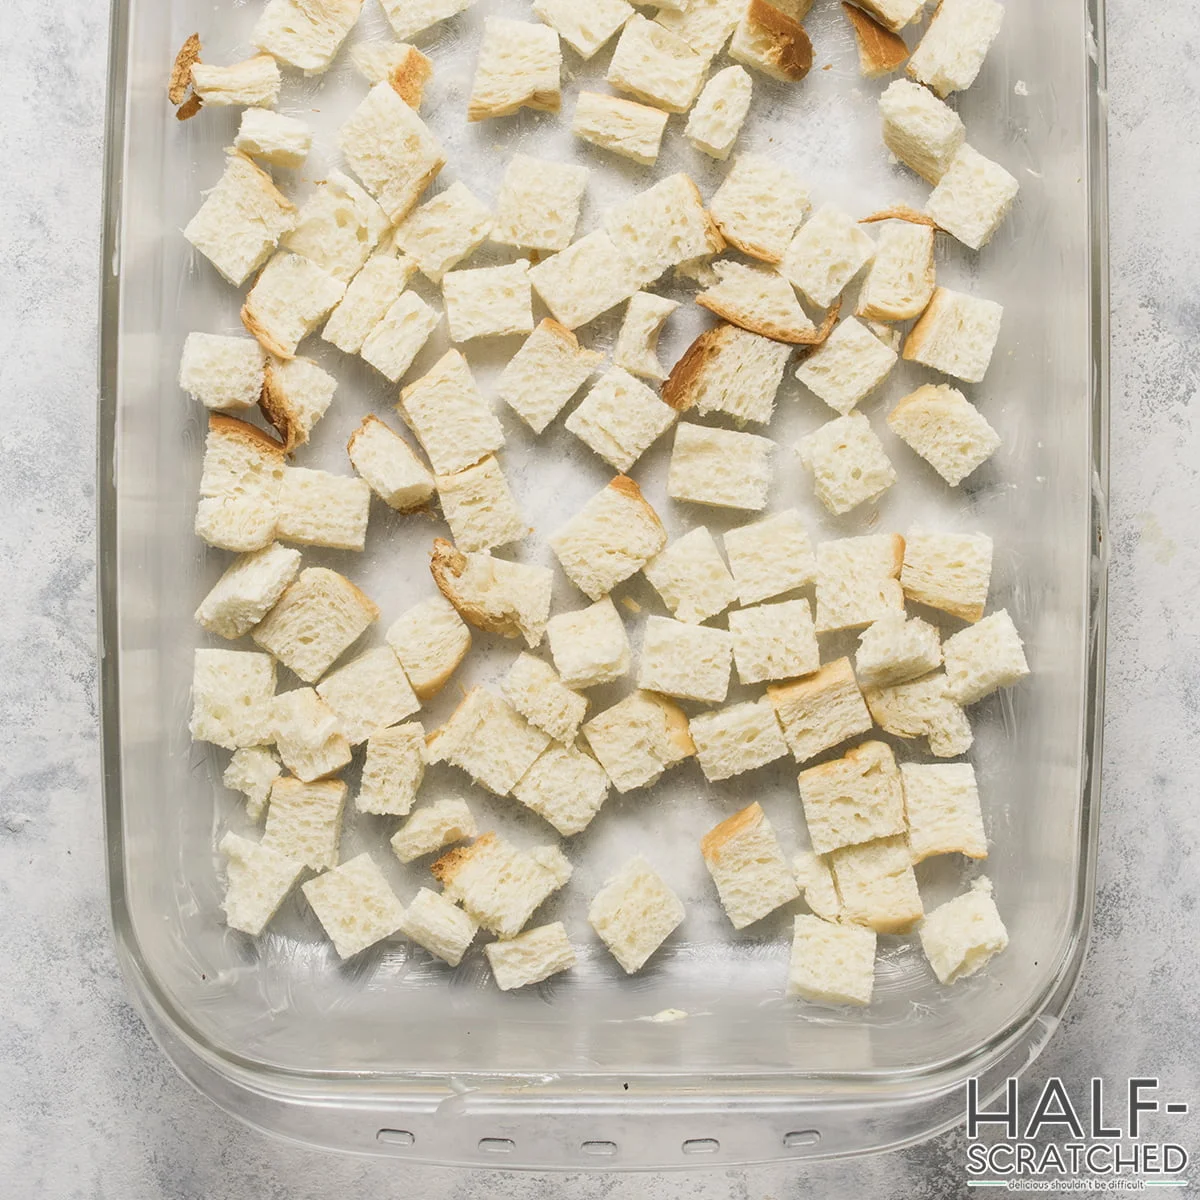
xmin=900 ymin=287 xmax=948 ymax=364
xmin=207 ymin=412 xmax=287 ymax=460
xmin=259 ymin=361 xmax=305 ymax=451
xmin=642 ymin=689 xmax=696 ymax=757
xmin=741 ymin=0 xmax=814 ymax=83
xmin=169 ymin=32 xmax=201 ymax=105
xmin=430 ymin=830 xmax=496 ymax=885
xmin=390 ymin=46 xmax=433 ymax=107
xmin=606 ymin=475 xmax=668 ymax=536
xmin=662 ymin=325 xmax=726 ymax=411
xmin=429 ymin=538 xmax=526 ymax=638
xmin=700 ymin=800 xmax=763 ymax=862
xmin=860 ymin=206 xmax=940 ymax=228
xmin=841 ymin=3 xmax=908 ymax=77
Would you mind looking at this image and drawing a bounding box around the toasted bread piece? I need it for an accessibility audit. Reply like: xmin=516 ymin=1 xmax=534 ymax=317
xmin=702 ymin=802 xmax=799 ymax=928
xmin=767 ymin=657 xmax=872 ymax=764
xmin=533 ymin=0 xmax=633 ymax=58
xmin=644 ymin=526 xmax=738 ymax=625
xmin=546 ymin=597 xmax=632 ymax=689
xmin=571 ymin=91 xmax=669 ymax=167
xmin=253 ymin=0 xmax=364 ymax=74
xmin=485 ymin=922 xmax=576 ymax=990
xmin=901 ymin=530 xmax=993 ymax=622
xmin=863 ymin=670 xmax=973 ymax=757
xmin=179 ymin=333 xmax=265 ymax=412
xmin=710 ymin=154 xmax=810 ymax=265
xmin=511 ymin=743 xmax=610 ymax=836
xmin=347 ymin=415 xmax=435 ymax=511
xmin=797 ymin=739 xmax=905 ymax=856
xmin=814 ymin=534 xmax=905 ymax=633
xmin=582 ymin=690 xmax=694 ymax=792
xmin=357 ymin=722 xmax=426 ymax=815
xmin=855 ymin=219 xmax=935 ymax=322
xmin=492 ymin=154 xmax=589 ymax=252
xmin=638 ymin=615 xmax=734 ymax=704
xmin=614 ymin=293 xmax=679 ymax=382
xmin=926 ymin=144 xmax=1019 ymax=250
xmin=855 ymin=612 xmax=942 ymax=688
xmin=919 ymin=877 xmax=1008 ymax=983
xmin=722 ymin=509 xmax=816 ymax=605
xmin=842 ymin=3 xmax=908 ymax=77
xmin=379 ymin=0 xmax=474 ymax=40
xmin=697 ymin=260 xmax=816 ymax=343
xmin=260 ymin=356 xmax=337 ymax=450
xmin=322 ymin=252 xmax=419 ymax=355
xmin=241 ymin=253 xmax=346 ymax=360
xmin=902 ymin=762 xmax=987 ymax=863
xmin=169 ymin=33 xmax=201 ymax=106
xmin=907 ymin=0 xmax=1004 ymax=97
xmin=219 ymin=831 xmax=304 ymax=936
xmin=685 ymin=65 xmax=753 ymax=159
xmin=497 ymin=319 xmax=603 ymax=433
xmin=350 ymin=41 xmax=431 ymax=105
xmin=664 ymin=323 xmax=790 ymax=425
xmin=191 ymin=55 xmax=281 ymax=106
xmin=888 ymin=383 xmax=1000 ymax=486
xmin=589 ymin=856 xmax=685 ymax=972
xmin=385 ymin=594 xmax=471 ymax=700
xmin=689 ymin=698 xmax=788 ymax=781
xmin=235 ymin=109 xmax=313 ymax=169
xmin=728 ymin=598 xmax=820 ymax=685
xmin=879 ymin=78 xmax=966 ymax=184
xmin=829 ymin=835 xmax=923 ymax=933
xmin=606 ymin=14 xmax=708 ymax=113
xmin=729 ymin=0 xmax=813 ymax=82
xmin=941 ymin=610 xmax=1029 ymax=705
xmin=430 ymin=541 xmax=553 ymax=646
xmin=390 ymin=798 xmax=476 ymax=863
xmin=399 ymin=887 xmax=477 ymax=966
xmin=270 ymin=686 xmax=353 ymax=781
xmin=283 ymin=170 xmax=389 ymax=283
xmin=196 ymin=542 xmax=302 ymax=641
xmin=302 ymin=854 xmax=406 ymax=960
xmin=190 ymin=648 xmax=276 ymax=750
xmin=667 ymin=421 xmax=774 ymax=511
xmin=435 ymin=455 xmax=527 ymax=553
xmin=262 ymin=777 xmax=347 ymax=871
xmin=195 ymin=415 xmax=286 ymax=553
xmin=798 ymin=411 xmax=896 ymax=515
xmin=223 ymin=746 xmax=283 ymax=823
xmin=565 ymin=367 xmax=678 ymax=472
xmin=788 ymin=914 xmax=875 ymax=1005
xmin=780 ymin=206 xmax=875 ymax=310
xmin=468 ymin=18 xmax=562 ymax=121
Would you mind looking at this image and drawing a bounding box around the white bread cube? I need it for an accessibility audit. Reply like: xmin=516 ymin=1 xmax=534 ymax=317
xmin=798 ymin=412 xmax=896 ymax=515
xmin=302 ymin=853 xmax=407 ymax=960
xmin=503 ymin=654 xmax=588 ymax=744
xmin=432 ymin=834 xmax=572 ymax=938
xmin=697 ymin=260 xmax=816 ymax=343
xmin=223 ymin=746 xmax=282 ymax=822
xmin=571 ymin=91 xmax=669 ymax=167
xmin=390 ymin=798 xmax=477 ymax=863
xmin=588 ymin=856 xmax=684 ymax=973
xmin=379 ymin=0 xmax=474 ymax=40
xmin=241 ymin=254 xmax=346 ymax=360
xmin=444 ymin=259 xmax=533 ymax=342
xmin=190 ymin=55 xmax=281 ymax=107
xmin=349 ymin=42 xmax=433 ymax=108
xmin=814 ymin=534 xmax=905 ymax=633
xmin=663 ymin=323 xmax=791 ymax=425
xmin=828 ymin=835 xmax=923 ymax=933
xmin=888 ymin=384 xmax=1000 ymax=486
xmin=855 ymin=612 xmax=942 ymax=688
xmin=338 ymin=82 xmax=445 ymax=224
xmin=723 ymin=510 xmax=816 ymax=605
xmin=942 ymin=610 xmax=1030 ymax=705
xmin=492 ymin=155 xmax=589 ymax=253
xmin=767 ymin=657 xmax=871 ymax=763
xmin=283 ymin=171 xmax=388 ymax=284
xmin=253 ymin=567 xmax=379 ymax=683
xmin=655 ymin=0 xmax=743 ymax=57
xmin=271 ymin=687 xmax=353 ymax=781
xmin=276 ymin=467 xmax=371 ymax=552
xmin=863 ymin=671 xmax=973 ymax=757
xmin=902 ymin=530 xmax=993 ymax=622
xmin=638 ymin=616 xmax=733 ymax=704
xmin=792 ymin=851 xmax=841 ymax=921
xmin=702 ymin=802 xmax=799 ymax=929
xmin=689 ymin=698 xmax=788 ymax=781
xmin=263 ymin=776 xmax=347 ymax=870
xmin=903 ymin=287 xmax=1003 ymax=384
xmin=323 ymin=252 xmax=419 ymax=355
xmin=533 ymin=0 xmax=633 ymax=58
xmin=788 ymin=914 xmax=875 ymax=1006
xmin=399 ymin=887 xmax=477 ymax=966
xmin=260 ymin=356 xmax=337 ymax=451
xmin=667 ymin=422 xmax=773 ymax=511
xmin=855 ymin=220 xmax=935 ymax=322
xmin=582 ymin=690 xmax=694 ymax=792
xmin=606 ymin=15 xmax=707 ymax=113
xmin=797 ymin=740 xmax=905 ymax=856
xmin=428 ymin=688 xmax=551 ymax=797
xmin=920 ymin=878 xmax=1008 ymax=983
xmin=529 ymin=229 xmax=643 ymax=331
xmin=926 ymin=144 xmax=1019 ymax=250
xmin=485 ymin=922 xmax=576 ymax=990
xmin=395 ymin=182 xmax=493 ymax=283
xmin=497 ymin=319 xmax=603 ymax=433
xmin=614 ymin=293 xmax=679 ymax=382
xmin=686 ymin=65 xmax=753 ymax=159
xmin=219 ymin=831 xmax=305 ymax=936
xmin=195 ymin=542 xmax=302 ymax=640
xmin=729 ymin=0 xmax=814 ymax=83
xmin=879 ymin=78 xmax=966 ymax=184
xmin=430 ymin=541 xmax=553 ymax=646
xmin=315 ymin=646 xmax=420 ymax=745
xmin=253 ymin=0 xmax=362 ymax=73
xmin=644 ymin=526 xmax=737 ymax=625
xmin=190 ymin=648 xmax=276 ymax=750
xmin=511 ymin=743 xmax=610 ymax=836
xmin=906 ymin=0 xmax=1004 ymax=97
xmin=358 ymin=722 xmax=426 ymax=815
xmin=782 ymin=208 xmax=875 ymax=312
xmin=848 ymin=0 xmax=923 ymax=32
xmin=361 ymin=291 xmax=442 ymax=383
xmin=547 ymin=597 xmax=632 ymax=689
xmin=435 ymin=455 xmax=526 ymax=553
xmin=795 ymin=318 xmax=897 ymax=415
xmin=565 ymin=368 xmax=678 ymax=472
xmin=468 ymin=18 xmax=561 ymax=121
xmin=902 ymin=762 xmax=987 ymax=862
xmin=179 ymin=333 xmax=265 ymax=412
xmin=398 ymin=350 xmax=504 ymax=476
xmin=385 ymin=594 xmax=471 ymax=700
xmin=710 ymin=154 xmax=810 ymax=265
xmin=347 ymin=415 xmax=435 ymax=512
xmin=728 ymin=598 xmax=820 ymax=685
xmin=550 ymin=476 xmax=666 ymax=600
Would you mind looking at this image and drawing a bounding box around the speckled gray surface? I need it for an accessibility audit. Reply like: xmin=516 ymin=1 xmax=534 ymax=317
xmin=2 ymin=1 xmax=1198 ymax=1196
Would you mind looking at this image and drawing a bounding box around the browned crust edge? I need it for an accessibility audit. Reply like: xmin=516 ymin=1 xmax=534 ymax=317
xmin=169 ymin=33 xmax=201 ymax=105
xmin=430 ymin=830 xmax=496 ymax=884
xmin=701 ymin=801 xmax=764 ymax=861
xmin=841 ymin=3 xmax=909 ymax=78
xmin=860 ymin=206 xmax=940 ymax=229
xmin=207 ymin=412 xmax=287 ymax=459
xmin=390 ymin=47 xmax=433 ymax=108
xmin=744 ymin=0 xmax=814 ymax=83
xmin=662 ymin=325 xmax=728 ymax=411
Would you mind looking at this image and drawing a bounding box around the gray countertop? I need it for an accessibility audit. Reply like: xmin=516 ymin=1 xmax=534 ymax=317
xmin=2 ymin=1 xmax=1198 ymax=1196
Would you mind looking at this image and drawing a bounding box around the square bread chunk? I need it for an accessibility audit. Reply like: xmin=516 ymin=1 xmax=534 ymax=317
xmin=390 ymin=798 xmax=477 ymax=863
xmin=547 ymin=597 xmax=632 ymax=689
xmin=379 ymin=0 xmax=474 ymax=39
xmin=906 ymin=0 xmax=1004 ymax=97
xmin=361 ymin=293 xmax=440 ymax=377
xmin=323 ymin=252 xmax=419 ymax=354
xmin=701 ymin=802 xmax=799 ymax=929
xmin=780 ymin=206 xmax=874 ymax=308
xmin=235 ymin=108 xmax=313 ymax=168
xmin=864 ymin=671 xmax=973 ymax=757
xmin=729 ymin=0 xmax=814 ymax=83
xmin=798 ymin=412 xmax=897 ymax=515
xmin=855 ymin=612 xmax=942 ymax=688
xmin=302 ymin=853 xmax=406 ymax=960
xmin=589 ymin=855 xmax=685 ymax=973
xmin=195 ymin=542 xmax=302 ymax=641
xmin=685 ymin=65 xmax=753 ymax=159
xmin=571 ymin=91 xmax=669 ymax=167
xmin=534 ymin=0 xmax=633 ymax=58
xmin=190 ymin=648 xmax=276 ymax=750
xmin=788 ymin=914 xmax=875 ymax=1006
xmin=223 ymin=746 xmax=282 ymax=822
xmin=697 ymin=260 xmax=816 ymax=343
xmin=347 ymin=415 xmax=435 ymax=512
xmin=926 ymin=144 xmax=1019 ymax=250
xmin=394 ymin=182 xmax=493 ymax=283
xmin=855 ymin=219 xmax=936 ymax=322
xmin=276 ymin=467 xmax=371 ymax=551
xmin=511 ymin=743 xmax=611 ymax=836
xmin=767 ymin=657 xmax=872 ymax=763
xmin=179 ymin=333 xmax=265 ymax=412
xmin=902 ymin=762 xmax=987 ymax=862
xmin=315 ymin=646 xmax=421 ymax=745
xmin=888 ymin=383 xmax=1000 ymax=486
xmin=283 ymin=170 xmax=389 ymax=284
xmin=792 ymin=850 xmax=841 ymax=921
xmin=828 ymin=836 xmax=924 ymax=933
xmin=606 ymin=14 xmax=708 ymax=113
xmin=399 ymin=887 xmax=478 ymax=966
xmin=667 ymin=423 xmax=774 ymax=511
xmin=260 ymin=356 xmax=337 ymax=451
xmin=878 ymin=78 xmax=966 ymax=184
xmin=664 ymin=323 xmax=790 ymax=425
xmin=219 ymin=832 xmax=305 ymax=936
xmin=191 ymin=55 xmax=282 ymax=107
xmin=430 ymin=541 xmax=553 ymax=647
xmin=941 ymin=610 xmax=1030 ymax=705
xmin=386 ymin=595 xmax=471 ymax=700
xmin=723 ymin=509 xmax=816 ymax=605
xmin=503 ymin=653 xmax=588 ymax=744
xmin=253 ymin=0 xmax=363 ymax=73
xmin=241 ymin=253 xmax=346 ymax=360
xmin=614 ymin=293 xmax=679 ymax=382
xmin=497 ymin=319 xmax=603 ymax=433
xmin=357 ymin=721 xmax=426 ymax=815
xmin=263 ymin=776 xmax=347 ymax=870
xmin=565 ymin=368 xmax=678 ymax=472
xmin=529 ymin=228 xmax=644 ymax=328
xmin=814 ymin=534 xmax=905 ymax=633
xmin=728 ymin=598 xmax=820 ymax=685
xmin=709 ymin=153 xmax=810 ymax=265
xmin=485 ymin=922 xmax=577 ymax=990
xmin=349 ymin=41 xmax=432 ymax=102
xmin=270 ymin=687 xmax=353 ymax=781
xmin=797 ymin=740 xmax=906 ymax=856
xmin=795 ymin=317 xmax=897 ymax=415
xmin=903 ymin=287 xmax=1003 ymax=384
xmin=644 ymin=526 xmax=738 ymax=625
xmin=435 ymin=455 xmax=526 ymax=553
xmin=902 ymin=531 xmax=993 ymax=622
xmin=195 ymin=415 xmax=286 ymax=554
xmin=443 ymin=261 xmax=534 ymax=342
xmin=689 ymin=698 xmax=788 ymax=782
xmin=919 ymin=877 xmax=1008 ymax=984
xmin=638 ymin=616 xmax=733 ymax=704
xmin=468 ymin=18 xmax=562 ymax=121
xmin=655 ymin=0 xmax=744 ymax=58
xmin=493 ymin=154 xmax=589 ymax=252
xmin=582 ymin=690 xmax=694 ymax=792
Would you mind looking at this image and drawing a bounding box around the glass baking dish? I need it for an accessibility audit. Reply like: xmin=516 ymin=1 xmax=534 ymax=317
xmin=98 ymin=0 xmax=1109 ymax=1167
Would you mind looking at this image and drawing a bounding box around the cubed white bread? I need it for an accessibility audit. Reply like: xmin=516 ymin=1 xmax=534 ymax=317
xmin=347 ymin=415 xmax=435 ymax=512
xmin=430 ymin=541 xmax=553 ymax=646
xmin=390 ymin=798 xmax=477 ymax=863
xmin=878 ymin=78 xmax=966 ymax=184
xmin=901 ymin=530 xmax=993 ymax=622
xmin=428 ymin=688 xmax=551 ymax=796
xmin=485 ymin=922 xmax=577 ymax=990
xmin=468 ymin=18 xmax=562 ymax=121
xmin=547 ymin=597 xmax=632 ymax=689
xmin=787 ymin=913 xmax=875 ymax=1005
xmin=685 ymin=65 xmax=753 ymax=159
xmin=767 ymin=657 xmax=871 ymax=763
xmin=252 ymin=566 xmax=379 ymax=683
xmin=697 ymin=260 xmax=817 ymax=343
xmin=223 ymin=746 xmax=282 ymax=822
xmin=253 ymin=0 xmax=362 ymax=73
xmin=797 ymin=739 xmax=906 ymax=856
xmin=241 ymin=254 xmax=347 ymax=360
xmin=729 ymin=0 xmax=814 ymax=83
xmin=195 ymin=542 xmax=301 ymax=640
xmin=511 ymin=743 xmax=611 ymax=836
xmin=847 ymin=0 xmax=923 ymax=32
xmin=379 ymin=0 xmax=474 ymax=40
xmin=431 ymin=833 xmax=573 ymax=938
xmin=283 ymin=171 xmax=388 ymax=283
xmin=901 ymin=761 xmax=986 ymax=862
xmin=866 ymin=319 xmax=903 ymax=352
xmin=398 ymin=350 xmax=504 ymax=476
xmin=260 ymin=356 xmax=337 ymax=450
xmin=655 ymin=0 xmax=743 ymax=57
xmin=190 ymin=648 xmax=276 ymax=750
xmin=906 ymin=0 xmax=1003 ymax=97
xmin=644 ymin=527 xmax=737 ymax=625
xmin=179 ymin=333 xmax=266 ymax=411
xmin=723 ymin=509 xmax=816 ymax=605
xmin=888 ymin=384 xmax=999 ymax=487
xmin=190 ymin=55 xmax=281 ymax=106
xmin=503 ymin=653 xmax=588 ymax=744
xmin=588 ymin=856 xmax=685 ymax=972
xmin=638 ymin=616 xmax=734 ymax=704
xmin=863 ymin=671 xmax=973 ymax=757
xmin=941 ymin=610 xmax=1030 ymax=705
xmin=710 ymin=154 xmax=811 ymax=265
xmin=338 ymin=82 xmax=445 ymax=224
xmin=565 ymin=367 xmax=678 ymax=472
xmin=531 ymin=232 xmax=642 ymax=335
xmin=550 ymin=476 xmax=667 ymax=600
xmin=435 ymin=455 xmax=527 ymax=553
xmin=855 ymin=612 xmax=942 ymax=688
xmin=323 ymin=252 xmax=420 ymax=355
xmin=361 ymin=291 xmax=442 ymax=382
xmin=399 ymin=887 xmax=478 ymax=966
xmin=493 ymin=158 xmax=589 ymax=257
xmin=276 ymin=467 xmax=371 ymax=552
xmin=781 ymin=207 xmax=875 ymax=310
xmin=270 ymin=687 xmax=353 ymax=781
xmin=219 ymin=832 xmax=305 ymax=936
xmin=358 ymin=722 xmax=427 ymax=816
xmin=315 ymin=646 xmax=420 ymax=745
xmin=497 ymin=320 xmax=603 ymax=433
xmin=302 ymin=853 xmax=407 ymax=960
xmin=667 ymin=422 xmax=774 ymax=511
xmin=792 ymin=850 xmax=841 ymax=920
xmin=828 ymin=835 xmax=923 ymax=933
xmin=571 ymin=91 xmax=669 ymax=167
xmin=843 ymin=2 xmax=909 ymax=78
xmin=903 ymin=287 xmax=1003 ymax=383
xmin=814 ymin=534 xmax=905 ymax=633
xmin=701 ymin=802 xmax=800 ymax=929
xmin=349 ymin=41 xmax=433 ymax=107
xmin=606 ymin=14 xmax=707 ymax=113
xmin=855 ymin=220 xmax=935 ymax=322
xmin=728 ymin=598 xmax=820 ymax=685
xmin=663 ymin=323 xmax=790 ymax=426
xmin=394 ymin=182 xmax=493 ymax=283
xmin=582 ymin=690 xmax=694 ymax=792
xmin=926 ymin=143 xmax=1019 ymax=250
xmin=533 ymin=0 xmax=633 ymax=58
xmin=442 ymin=260 xmax=533 ymax=343
xmin=614 ymin=293 xmax=679 ymax=382
xmin=184 ymin=152 xmax=298 ymax=287
xmin=919 ymin=877 xmax=1008 ymax=983
xmin=263 ymin=776 xmax=347 ymax=870
xmin=386 ymin=594 xmax=471 ymax=699
xmin=798 ymin=412 xmax=897 ymax=515
xmin=689 ymin=698 xmax=788 ymax=781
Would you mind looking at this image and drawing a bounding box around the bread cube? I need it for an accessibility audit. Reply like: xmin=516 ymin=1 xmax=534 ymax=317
xmin=709 ymin=154 xmax=810 ymax=266
xmin=270 ymin=687 xmax=353 ymax=781
xmin=888 ymin=383 xmax=999 ymax=486
xmin=903 ymin=287 xmax=1003 ymax=384
xmin=349 ymin=42 xmax=433 ymax=107
xmin=638 ymin=616 xmax=733 ymax=704
xmin=235 ymin=108 xmax=313 ymax=169
xmin=795 ymin=318 xmax=897 ymax=416
xmin=347 ymin=416 xmax=435 ymax=512
xmin=533 ymin=0 xmax=632 ymax=57
xmin=643 ymin=527 xmax=738 ymax=626
xmin=655 ymin=0 xmax=744 ymax=58
xmin=241 ymin=254 xmax=346 ymax=361
xmin=547 ymin=597 xmax=632 ymax=689
xmin=399 ymin=887 xmax=478 ymax=966
xmin=843 ymin=2 xmax=909 ymax=77
xmin=223 ymin=746 xmax=282 ymax=822
xmin=571 ymin=91 xmax=669 ymax=167
xmin=848 ymin=0 xmax=923 ymax=32
xmin=855 ymin=612 xmax=942 ymax=688
xmin=729 ymin=0 xmax=814 ymax=83
xmin=357 ymin=722 xmax=426 ymax=816
xmin=468 ymin=18 xmax=562 ymax=121
xmin=497 ymin=319 xmax=603 ymax=433
xmin=667 ymin=423 xmax=774 ymax=511
xmin=606 ymin=15 xmax=707 ymax=113
xmin=190 ymin=648 xmax=276 ymax=750
xmin=767 ymin=657 xmax=871 ymax=763
xmin=398 ymin=350 xmax=504 ymax=476
xmin=529 ymin=231 xmax=642 ymax=333
xmin=907 ymin=0 xmax=1004 ymax=97
xmin=191 ymin=55 xmax=281 ymax=106
xmin=390 ymin=798 xmax=477 ymax=863
xmin=828 ymin=835 xmax=923 ymax=933
xmin=219 ymin=832 xmax=305 ymax=936
xmin=814 ymin=534 xmax=905 ymax=633
xmin=664 ymin=323 xmax=791 ymax=425
xmin=879 ymin=78 xmax=966 ymax=184
xmin=511 ymin=743 xmax=610 ymax=836
xmin=323 ymin=252 xmax=420 ymax=355
xmin=486 ymin=922 xmax=576 ymax=990
xmin=614 ymin=293 xmax=679 ymax=382
xmin=195 ymin=415 xmax=286 ymax=554
xmin=436 ymin=456 xmax=527 ymax=553
xmin=919 ymin=878 xmax=1008 ymax=983
xmin=589 ymin=856 xmax=685 ymax=973
xmin=797 ymin=740 xmax=906 ymax=856
xmin=855 ymin=220 xmax=935 ymax=322
xmin=582 ymin=690 xmax=694 ymax=792
xmin=503 ymin=653 xmax=588 ymax=744
xmin=697 ymin=260 xmax=816 ymax=343
xmin=864 ymin=671 xmax=973 ymax=757
xmin=253 ymin=0 xmax=361 ymax=73
xmin=728 ymin=599 xmax=820 ymax=685
xmin=263 ymin=776 xmax=347 ymax=870
xmin=565 ymin=368 xmax=678 ymax=472
xmin=276 ymin=467 xmax=371 ymax=552
xmin=394 ymin=182 xmax=492 ymax=284
xmin=942 ymin=610 xmax=1030 ymax=705
xmin=260 ymin=357 xmax=337 ymax=451
xmin=685 ymin=65 xmax=753 ymax=159
xmin=689 ymin=698 xmax=788 ymax=782
xmin=493 ymin=154 xmax=589 ymax=252
xmin=792 ymin=850 xmax=841 ymax=921
xmin=360 ymin=291 xmax=442 ymax=383
xmin=385 ymin=594 xmax=471 ymax=700
xmin=430 ymin=541 xmax=553 ymax=646
xmin=780 ymin=207 xmax=874 ymax=309
xmin=901 ymin=531 xmax=993 ymax=622
xmin=379 ymin=0 xmax=474 ymax=40
xmin=195 ymin=542 xmax=301 ymax=641
xmin=787 ymin=914 xmax=875 ymax=1006
xmin=179 ymin=333 xmax=265 ymax=412
xmin=701 ymin=802 xmax=799 ymax=929
xmin=442 ymin=261 xmax=534 ymax=343
xmin=929 ymin=145 xmax=1019 ymax=252
xmin=723 ymin=509 xmax=817 ymax=605
xmin=283 ymin=171 xmax=389 ymax=284
xmin=303 ymin=853 xmax=407 ymax=960
xmin=315 ymin=647 xmax=420 ymax=745
xmin=902 ymin=762 xmax=986 ymax=863
xmin=798 ymin=412 xmax=896 ymax=516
